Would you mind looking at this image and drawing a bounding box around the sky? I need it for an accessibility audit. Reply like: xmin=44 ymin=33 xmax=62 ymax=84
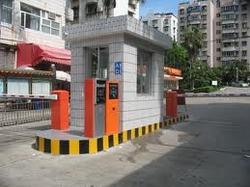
xmin=140 ymin=0 xmax=184 ymax=17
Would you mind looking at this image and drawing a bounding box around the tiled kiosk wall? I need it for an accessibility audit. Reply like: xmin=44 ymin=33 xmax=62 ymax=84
xmin=70 ymin=35 xmax=165 ymax=131
xmin=66 ymin=16 xmax=171 ymax=130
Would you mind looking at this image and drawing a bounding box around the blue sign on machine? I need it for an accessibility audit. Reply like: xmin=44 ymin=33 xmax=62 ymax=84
xmin=114 ymin=61 xmax=122 ymax=75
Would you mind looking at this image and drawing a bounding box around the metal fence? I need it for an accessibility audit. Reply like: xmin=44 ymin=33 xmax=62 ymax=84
xmin=0 ymin=99 xmax=51 ymax=127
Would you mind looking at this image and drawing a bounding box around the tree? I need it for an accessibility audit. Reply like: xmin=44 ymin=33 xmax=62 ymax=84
xmin=165 ymin=41 xmax=188 ymax=69
xmin=220 ymin=61 xmax=249 ymax=85
xmin=103 ymin=0 xmax=146 ymax=17
xmin=181 ymin=27 xmax=203 ymax=90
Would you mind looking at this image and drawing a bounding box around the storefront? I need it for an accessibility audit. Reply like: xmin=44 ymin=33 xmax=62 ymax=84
xmin=16 ymin=43 xmax=71 ymax=91
xmin=164 ymin=67 xmax=183 ymax=91
xmin=0 ymin=69 xmax=53 ymax=95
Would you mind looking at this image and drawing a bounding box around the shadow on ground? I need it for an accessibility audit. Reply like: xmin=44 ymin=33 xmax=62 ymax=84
xmin=109 ymin=103 xmax=250 ymax=187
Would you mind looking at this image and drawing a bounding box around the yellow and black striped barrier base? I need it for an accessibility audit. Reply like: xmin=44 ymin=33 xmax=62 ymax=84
xmin=35 ymin=114 xmax=189 ymax=155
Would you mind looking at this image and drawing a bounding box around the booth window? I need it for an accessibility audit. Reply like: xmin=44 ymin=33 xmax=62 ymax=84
xmin=0 ymin=0 xmax=13 ymax=24
xmin=137 ymin=49 xmax=152 ymax=94
xmin=90 ymin=47 xmax=109 ymax=79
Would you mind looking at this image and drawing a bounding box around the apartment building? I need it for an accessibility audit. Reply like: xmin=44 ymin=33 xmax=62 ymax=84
xmin=217 ymin=0 xmax=250 ymax=68
xmin=178 ymin=0 xmax=217 ymax=67
xmin=68 ymin=0 xmax=140 ymax=24
xmin=0 ymin=0 xmax=73 ymax=69
xmin=142 ymin=13 xmax=178 ymax=40
xmin=178 ymin=0 xmax=250 ymax=68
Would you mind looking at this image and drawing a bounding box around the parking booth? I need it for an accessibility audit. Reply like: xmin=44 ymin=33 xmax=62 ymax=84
xmin=34 ymin=15 xmax=189 ymax=155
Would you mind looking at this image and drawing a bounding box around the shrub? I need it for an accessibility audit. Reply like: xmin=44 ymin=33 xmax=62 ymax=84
xmin=194 ymin=86 xmax=218 ymax=93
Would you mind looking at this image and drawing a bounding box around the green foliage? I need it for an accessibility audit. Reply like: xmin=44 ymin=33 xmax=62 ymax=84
xmin=194 ymin=86 xmax=219 ymax=93
xmin=165 ymin=42 xmax=188 ymax=68
xmin=182 ymin=27 xmax=203 ymax=63
xmin=220 ymin=61 xmax=249 ymax=84
xmin=164 ymin=26 xmax=250 ymax=91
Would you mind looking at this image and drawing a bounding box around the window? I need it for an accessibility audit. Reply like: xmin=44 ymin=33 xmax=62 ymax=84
xmin=143 ymin=21 xmax=148 ymax=25
xmin=242 ymin=41 xmax=247 ymax=46
xmin=202 ymin=6 xmax=207 ymax=12
xmin=242 ymin=23 xmax=248 ymax=29
xmin=21 ymin=3 xmax=40 ymax=31
xmin=242 ymin=51 xmax=247 ymax=57
xmin=242 ymin=14 xmax=247 ymax=20
xmin=152 ymin=19 xmax=158 ymax=26
xmin=217 ymin=48 xmax=221 ymax=52
xmin=201 ymin=15 xmax=207 ymax=20
xmin=0 ymin=0 xmax=12 ymax=24
xmin=86 ymin=2 xmax=97 ymax=17
xmin=179 ymin=9 xmax=185 ymax=15
xmin=241 ymin=4 xmax=247 ymax=11
xmin=7 ymin=79 xmax=29 ymax=95
xmin=164 ymin=26 xmax=169 ymax=32
xmin=137 ymin=49 xmax=152 ymax=94
xmin=164 ymin=19 xmax=168 ymax=25
xmin=73 ymin=7 xmax=79 ymax=22
xmin=21 ymin=3 xmax=60 ymax=36
xmin=242 ymin=32 xmax=247 ymax=37
xmin=89 ymin=47 xmax=109 ymax=79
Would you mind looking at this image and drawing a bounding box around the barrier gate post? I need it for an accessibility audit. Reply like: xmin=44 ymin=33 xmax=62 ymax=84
xmin=166 ymin=91 xmax=178 ymax=118
xmin=51 ymin=90 xmax=69 ymax=130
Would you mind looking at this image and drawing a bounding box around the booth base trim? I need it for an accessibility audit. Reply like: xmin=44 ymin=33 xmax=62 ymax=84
xmin=35 ymin=114 xmax=189 ymax=155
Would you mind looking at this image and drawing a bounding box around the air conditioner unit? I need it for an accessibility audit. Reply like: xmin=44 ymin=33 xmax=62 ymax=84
xmin=48 ymin=12 xmax=56 ymax=20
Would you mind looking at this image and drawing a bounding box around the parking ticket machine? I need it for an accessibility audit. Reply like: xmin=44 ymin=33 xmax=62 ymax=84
xmin=105 ymin=81 xmax=120 ymax=135
xmin=84 ymin=79 xmax=120 ymax=138
xmin=85 ymin=79 xmax=106 ymax=137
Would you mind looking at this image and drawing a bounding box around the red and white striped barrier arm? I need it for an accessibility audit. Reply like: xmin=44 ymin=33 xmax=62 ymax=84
xmin=179 ymin=93 xmax=250 ymax=97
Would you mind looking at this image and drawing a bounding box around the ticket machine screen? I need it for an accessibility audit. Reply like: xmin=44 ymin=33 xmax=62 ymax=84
xmin=109 ymin=83 xmax=119 ymax=100
xmin=96 ymin=80 xmax=106 ymax=104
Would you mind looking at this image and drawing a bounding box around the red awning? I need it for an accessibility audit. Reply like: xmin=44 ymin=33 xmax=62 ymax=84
xmin=17 ymin=43 xmax=71 ymax=68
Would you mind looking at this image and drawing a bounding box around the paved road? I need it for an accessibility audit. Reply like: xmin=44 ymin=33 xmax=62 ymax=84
xmin=0 ymin=97 xmax=250 ymax=187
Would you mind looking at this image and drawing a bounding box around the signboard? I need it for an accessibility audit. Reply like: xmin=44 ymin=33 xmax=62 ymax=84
xmin=0 ymin=79 xmax=3 ymax=94
xmin=114 ymin=62 xmax=122 ymax=75
xmin=212 ymin=80 xmax=218 ymax=86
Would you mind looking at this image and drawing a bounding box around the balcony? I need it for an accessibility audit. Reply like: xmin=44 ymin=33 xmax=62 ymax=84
xmin=222 ymin=29 xmax=239 ymax=34
xmin=221 ymin=46 xmax=239 ymax=51
xmin=221 ymin=56 xmax=239 ymax=61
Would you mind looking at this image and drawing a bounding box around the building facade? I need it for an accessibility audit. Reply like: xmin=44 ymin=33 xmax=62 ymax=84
xmin=68 ymin=0 xmax=140 ymax=24
xmin=178 ymin=0 xmax=217 ymax=67
xmin=142 ymin=13 xmax=178 ymax=41
xmin=178 ymin=0 xmax=250 ymax=68
xmin=218 ymin=0 xmax=250 ymax=67
xmin=0 ymin=0 xmax=72 ymax=69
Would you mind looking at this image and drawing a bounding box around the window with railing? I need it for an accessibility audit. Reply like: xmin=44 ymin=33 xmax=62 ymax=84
xmin=20 ymin=3 xmax=60 ymax=36
xmin=0 ymin=0 xmax=13 ymax=24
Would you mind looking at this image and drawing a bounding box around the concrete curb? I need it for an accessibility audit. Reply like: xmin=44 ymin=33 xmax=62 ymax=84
xmin=182 ymin=93 xmax=250 ymax=97
xmin=35 ymin=114 xmax=189 ymax=155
